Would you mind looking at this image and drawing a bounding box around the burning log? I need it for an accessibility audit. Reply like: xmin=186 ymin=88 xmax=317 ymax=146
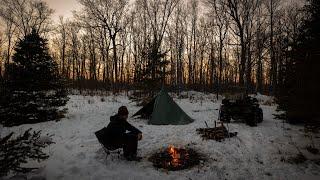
xmin=197 ymin=123 xmax=237 ymax=142
xmin=149 ymin=145 xmax=205 ymax=171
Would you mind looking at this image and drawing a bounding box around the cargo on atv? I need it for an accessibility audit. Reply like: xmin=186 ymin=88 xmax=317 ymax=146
xmin=219 ymin=95 xmax=263 ymax=127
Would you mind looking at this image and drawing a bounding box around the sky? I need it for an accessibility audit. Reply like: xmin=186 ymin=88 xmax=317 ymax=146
xmin=43 ymin=0 xmax=81 ymax=22
xmin=44 ymin=0 xmax=304 ymax=23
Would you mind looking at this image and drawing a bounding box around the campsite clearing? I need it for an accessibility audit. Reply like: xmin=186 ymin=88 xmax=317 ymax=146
xmin=1 ymin=91 xmax=319 ymax=180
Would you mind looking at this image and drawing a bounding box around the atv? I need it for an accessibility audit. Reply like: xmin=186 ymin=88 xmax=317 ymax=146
xmin=219 ymin=95 xmax=263 ymax=127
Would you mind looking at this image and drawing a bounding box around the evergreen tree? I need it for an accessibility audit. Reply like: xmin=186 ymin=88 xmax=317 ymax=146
xmin=278 ymin=0 xmax=320 ymax=125
xmin=0 ymin=129 xmax=53 ymax=177
xmin=0 ymin=29 xmax=69 ymax=127
xmin=140 ymin=42 xmax=169 ymax=93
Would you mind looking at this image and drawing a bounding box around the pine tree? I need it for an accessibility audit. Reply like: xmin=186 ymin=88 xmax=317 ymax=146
xmin=0 ymin=29 xmax=69 ymax=127
xmin=279 ymin=0 xmax=320 ymax=125
xmin=141 ymin=42 xmax=169 ymax=93
xmin=0 ymin=129 xmax=53 ymax=177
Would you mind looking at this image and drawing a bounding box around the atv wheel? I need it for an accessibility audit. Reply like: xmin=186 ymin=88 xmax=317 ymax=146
xmin=255 ymin=108 xmax=263 ymax=123
xmin=220 ymin=106 xmax=231 ymax=123
xmin=245 ymin=111 xmax=258 ymax=127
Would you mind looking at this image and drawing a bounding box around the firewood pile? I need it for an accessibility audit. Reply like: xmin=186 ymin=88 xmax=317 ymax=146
xmin=148 ymin=146 xmax=205 ymax=171
xmin=197 ymin=122 xmax=237 ymax=142
xmin=305 ymin=121 xmax=320 ymax=133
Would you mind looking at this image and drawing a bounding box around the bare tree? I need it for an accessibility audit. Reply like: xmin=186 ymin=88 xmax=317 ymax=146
xmin=0 ymin=5 xmax=16 ymax=69
xmin=168 ymin=1 xmax=187 ymax=93
xmin=57 ymin=17 xmax=67 ymax=76
xmin=187 ymin=0 xmax=198 ymax=86
xmin=197 ymin=17 xmax=209 ymax=88
xmin=0 ymin=0 xmax=53 ymax=37
xmin=79 ymin=0 xmax=128 ymax=85
xmin=0 ymin=30 xmax=4 ymax=78
xmin=139 ymin=0 xmax=180 ymax=89
xmin=224 ymin=0 xmax=259 ymax=87
xmin=254 ymin=2 xmax=268 ymax=93
xmin=69 ymin=22 xmax=81 ymax=81
xmin=207 ymin=0 xmax=229 ymax=97
xmin=265 ymin=0 xmax=281 ymax=94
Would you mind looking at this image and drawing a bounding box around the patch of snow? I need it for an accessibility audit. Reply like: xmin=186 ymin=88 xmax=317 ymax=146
xmin=1 ymin=92 xmax=319 ymax=180
xmin=7 ymin=175 xmax=27 ymax=180
xmin=37 ymin=136 xmax=54 ymax=145
xmin=29 ymin=176 xmax=46 ymax=180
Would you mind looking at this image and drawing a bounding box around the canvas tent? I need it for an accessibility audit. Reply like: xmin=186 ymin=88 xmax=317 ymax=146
xmin=133 ymin=88 xmax=194 ymax=125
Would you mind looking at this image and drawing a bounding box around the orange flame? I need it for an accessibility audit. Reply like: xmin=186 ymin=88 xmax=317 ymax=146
xmin=168 ymin=145 xmax=181 ymax=167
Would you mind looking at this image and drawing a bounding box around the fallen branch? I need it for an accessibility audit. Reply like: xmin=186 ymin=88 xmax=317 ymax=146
xmin=0 ymin=129 xmax=54 ymax=177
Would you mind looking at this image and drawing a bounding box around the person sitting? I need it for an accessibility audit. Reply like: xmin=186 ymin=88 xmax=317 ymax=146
xmin=105 ymin=106 xmax=142 ymax=161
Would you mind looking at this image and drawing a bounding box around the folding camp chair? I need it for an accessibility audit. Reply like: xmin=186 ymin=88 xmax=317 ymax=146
xmin=101 ymin=145 xmax=122 ymax=160
xmin=95 ymin=127 xmax=122 ymax=160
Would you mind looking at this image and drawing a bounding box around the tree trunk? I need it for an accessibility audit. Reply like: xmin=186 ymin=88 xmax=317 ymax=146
xmin=112 ymin=35 xmax=118 ymax=85
xmin=239 ymin=34 xmax=246 ymax=86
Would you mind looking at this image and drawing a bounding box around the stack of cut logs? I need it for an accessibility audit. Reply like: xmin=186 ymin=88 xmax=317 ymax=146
xmin=197 ymin=122 xmax=237 ymax=142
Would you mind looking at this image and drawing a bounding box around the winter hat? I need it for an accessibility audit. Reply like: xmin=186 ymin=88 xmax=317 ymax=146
xmin=118 ymin=106 xmax=129 ymax=116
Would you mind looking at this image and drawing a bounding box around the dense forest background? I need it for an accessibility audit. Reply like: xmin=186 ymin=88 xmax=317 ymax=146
xmin=0 ymin=0 xmax=305 ymax=93
xmin=1 ymin=0 xmax=319 ymax=123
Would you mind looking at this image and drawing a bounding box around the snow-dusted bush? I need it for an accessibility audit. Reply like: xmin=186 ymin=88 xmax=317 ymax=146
xmin=0 ymin=129 xmax=54 ymax=177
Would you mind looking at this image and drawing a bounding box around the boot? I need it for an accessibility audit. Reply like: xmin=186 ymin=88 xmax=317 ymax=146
xmin=125 ymin=154 xmax=142 ymax=161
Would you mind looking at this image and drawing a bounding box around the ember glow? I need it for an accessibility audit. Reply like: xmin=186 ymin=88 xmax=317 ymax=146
xmin=167 ymin=145 xmax=189 ymax=167
xmin=149 ymin=145 xmax=202 ymax=171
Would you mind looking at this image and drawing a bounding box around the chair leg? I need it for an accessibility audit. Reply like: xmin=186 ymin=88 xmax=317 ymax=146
xmin=101 ymin=145 xmax=122 ymax=160
xmin=103 ymin=148 xmax=110 ymax=159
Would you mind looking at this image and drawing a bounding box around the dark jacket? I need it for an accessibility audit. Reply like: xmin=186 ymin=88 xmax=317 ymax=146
xmin=106 ymin=114 xmax=141 ymax=137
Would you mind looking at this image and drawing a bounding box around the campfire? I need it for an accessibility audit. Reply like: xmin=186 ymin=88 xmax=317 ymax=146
xmin=168 ymin=145 xmax=188 ymax=167
xmin=149 ymin=145 xmax=204 ymax=171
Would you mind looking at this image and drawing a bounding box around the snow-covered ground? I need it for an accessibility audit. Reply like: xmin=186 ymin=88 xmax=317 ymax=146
xmin=1 ymin=92 xmax=320 ymax=180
